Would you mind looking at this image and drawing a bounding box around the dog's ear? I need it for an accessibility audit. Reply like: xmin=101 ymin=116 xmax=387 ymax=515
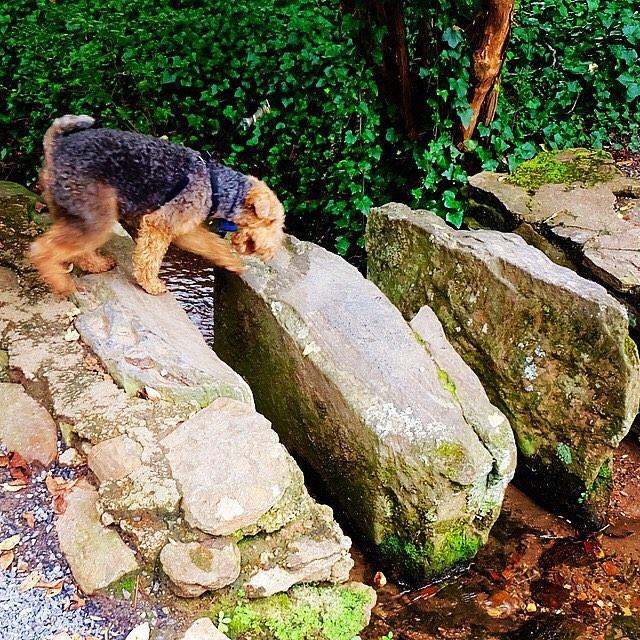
xmin=247 ymin=181 xmax=274 ymax=219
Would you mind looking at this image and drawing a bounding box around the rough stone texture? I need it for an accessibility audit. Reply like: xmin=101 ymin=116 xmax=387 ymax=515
xmin=0 ymin=182 xmax=370 ymax=633
xmin=88 ymin=435 xmax=144 ymax=482
xmin=214 ymin=235 xmax=516 ymax=580
xmin=466 ymin=149 xmax=640 ymax=319
xmin=56 ymin=482 xmax=138 ymax=594
xmin=161 ymin=398 xmax=296 ymax=536
xmin=160 ymin=538 xmax=241 ymax=597
xmin=0 ymin=382 xmax=58 ymax=466
xmin=238 ymin=502 xmax=353 ymax=598
xmin=74 ymin=230 xmax=253 ymax=408
xmin=366 ymin=203 xmax=640 ymax=528
xmin=182 ymin=618 xmax=230 ymax=640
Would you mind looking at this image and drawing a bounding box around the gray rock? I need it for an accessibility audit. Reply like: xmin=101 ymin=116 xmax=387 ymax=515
xmin=56 ymin=482 xmax=138 ymax=594
xmin=366 ymin=203 xmax=640 ymax=527
xmin=181 ymin=618 xmax=230 ymax=640
xmin=74 ymin=229 xmax=253 ymax=408
xmin=88 ymin=435 xmax=143 ymax=482
xmin=214 ymin=236 xmax=516 ymax=580
xmin=161 ymin=398 xmax=296 ymax=536
xmin=238 ymin=502 xmax=353 ymax=598
xmin=0 ymin=382 xmax=57 ymax=466
xmin=467 ymin=149 xmax=640 ymax=308
xmin=160 ymin=538 xmax=241 ymax=597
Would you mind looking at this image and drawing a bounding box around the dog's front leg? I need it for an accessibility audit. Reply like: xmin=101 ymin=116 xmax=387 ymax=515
xmin=132 ymin=214 xmax=172 ymax=295
xmin=173 ymin=225 xmax=245 ymax=273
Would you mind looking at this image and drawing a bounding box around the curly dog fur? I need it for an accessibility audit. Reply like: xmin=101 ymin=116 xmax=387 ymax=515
xmin=30 ymin=115 xmax=285 ymax=295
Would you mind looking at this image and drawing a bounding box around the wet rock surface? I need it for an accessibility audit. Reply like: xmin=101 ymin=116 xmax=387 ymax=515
xmin=466 ymin=149 xmax=640 ymax=319
xmin=366 ymin=203 xmax=640 ymax=528
xmin=214 ymin=235 xmax=516 ymax=581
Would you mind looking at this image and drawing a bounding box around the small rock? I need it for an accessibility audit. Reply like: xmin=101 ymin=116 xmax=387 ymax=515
xmin=182 ymin=618 xmax=230 ymax=640
xmin=58 ymin=447 xmax=84 ymax=468
xmin=56 ymin=482 xmax=138 ymax=594
xmin=0 ymin=383 xmax=58 ymax=466
xmin=87 ymin=435 xmax=143 ymax=482
xmin=160 ymin=538 xmax=241 ymax=597
xmin=125 ymin=622 xmax=150 ymax=640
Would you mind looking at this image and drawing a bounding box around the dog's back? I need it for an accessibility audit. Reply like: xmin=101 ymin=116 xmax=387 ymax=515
xmin=49 ymin=126 xmax=201 ymax=217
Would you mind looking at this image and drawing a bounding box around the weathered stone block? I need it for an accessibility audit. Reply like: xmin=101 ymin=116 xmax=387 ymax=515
xmin=74 ymin=230 xmax=253 ymax=408
xmin=0 ymin=382 xmax=58 ymax=466
xmin=214 ymin=236 xmax=516 ymax=581
xmin=366 ymin=203 xmax=640 ymax=528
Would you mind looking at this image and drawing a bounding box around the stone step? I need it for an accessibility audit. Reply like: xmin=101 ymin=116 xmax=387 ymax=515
xmin=366 ymin=203 xmax=640 ymax=529
xmin=466 ymin=149 xmax=640 ymax=322
xmin=214 ymin=235 xmax=516 ymax=581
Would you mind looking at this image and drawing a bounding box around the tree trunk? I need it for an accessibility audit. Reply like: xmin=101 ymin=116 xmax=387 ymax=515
xmin=462 ymin=0 xmax=514 ymax=142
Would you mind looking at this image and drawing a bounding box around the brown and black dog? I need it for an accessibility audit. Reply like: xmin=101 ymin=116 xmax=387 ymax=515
xmin=31 ymin=115 xmax=284 ymax=295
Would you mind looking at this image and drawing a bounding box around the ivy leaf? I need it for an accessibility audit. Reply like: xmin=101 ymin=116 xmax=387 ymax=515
xmin=335 ymin=236 xmax=350 ymax=256
xmin=442 ymin=27 xmax=464 ymax=49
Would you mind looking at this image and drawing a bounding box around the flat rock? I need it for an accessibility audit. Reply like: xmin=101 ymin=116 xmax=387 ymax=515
xmin=160 ymin=538 xmax=241 ymax=597
xmin=161 ymin=398 xmax=296 ymax=536
xmin=366 ymin=203 xmax=640 ymax=528
xmin=56 ymin=482 xmax=138 ymax=594
xmin=214 ymin=236 xmax=516 ymax=580
xmin=74 ymin=230 xmax=253 ymax=408
xmin=239 ymin=502 xmax=353 ymax=598
xmin=0 ymin=382 xmax=57 ymax=466
xmin=182 ymin=618 xmax=230 ymax=640
xmin=88 ymin=435 xmax=143 ymax=482
xmin=467 ymin=149 xmax=640 ymax=306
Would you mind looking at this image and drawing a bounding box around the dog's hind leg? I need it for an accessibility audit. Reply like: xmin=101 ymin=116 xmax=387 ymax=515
xmin=172 ymin=225 xmax=245 ymax=273
xmin=132 ymin=214 xmax=173 ymax=295
xmin=29 ymin=184 xmax=118 ymax=295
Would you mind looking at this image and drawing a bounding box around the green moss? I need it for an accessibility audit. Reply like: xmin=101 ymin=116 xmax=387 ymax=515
xmin=431 ymin=525 xmax=482 ymax=573
xmin=515 ymin=431 xmax=539 ymax=457
xmin=380 ymin=535 xmax=433 ymax=579
xmin=625 ymin=335 xmax=638 ymax=361
xmin=108 ymin=572 xmax=137 ymax=597
xmin=189 ymin=544 xmax=214 ymax=571
xmin=436 ymin=366 xmax=458 ymax=400
xmin=210 ymin=585 xmax=374 ymax=640
xmin=508 ymin=149 xmax=615 ymax=192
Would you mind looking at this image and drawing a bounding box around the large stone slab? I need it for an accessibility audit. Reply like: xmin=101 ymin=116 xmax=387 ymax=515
xmin=0 ymin=382 xmax=57 ymax=466
xmin=214 ymin=236 xmax=516 ymax=581
xmin=56 ymin=482 xmax=138 ymax=594
xmin=74 ymin=230 xmax=253 ymax=408
xmin=366 ymin=203 xmax=640 ymax=528
xmin=466 ymin=149 xmax=640 ymax=318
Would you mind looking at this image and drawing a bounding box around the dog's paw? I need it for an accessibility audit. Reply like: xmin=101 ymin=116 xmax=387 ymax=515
xmin=75 ymin=253 xmax=117 ymax=274
xmin=139 ymin=278 xmax=168 ymax=296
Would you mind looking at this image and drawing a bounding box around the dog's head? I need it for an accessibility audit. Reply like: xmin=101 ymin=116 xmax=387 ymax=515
xmin=232 ymin=178 xmax=285 ymax=260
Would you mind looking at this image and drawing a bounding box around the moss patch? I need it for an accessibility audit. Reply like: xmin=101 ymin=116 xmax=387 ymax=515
xmin=108 ymin=572 xmax=137 ymax=597
xmin=508 ymin=149 xmax=615 ymax=192
xmin=436 ymin=366 xmax=458 ymax=400
xmin=189 ymin=545 xmax=214 ymax=572
xmin=209 ymin=585 xmax=374 ymax=640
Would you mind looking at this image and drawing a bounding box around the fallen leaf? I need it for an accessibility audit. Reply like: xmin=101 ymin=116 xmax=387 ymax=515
xmin=2 ymin=481 xmax=27 ymax=492
xmin=0 ymin=455 xmax=8 ymax=467
xmin=46 ymin=473 xmax=77 ymax=496
xmin=601 ymin=560 xmax=618 ymax=577
xmin=8 ymin=452 xmax=31 ymax=481
xmin=0 ymin=534 xmax=21 ymax=551
xmin=39 ymin=577 xmax=65 ymax=597
xmin=53 ymin=494 xmax=67 ymax=515
xmin=125 ymin=622 xmax=150 ymax=640
xmin=16 ymin=560 xmax=29 ymax=573
xmin=0 ymin=550 xmax=15 ymax=570
xmin=68 ymin=593 xmax=86 ymax=610
xmin=22 ymin=512 xmax=35 ymax=528
xmin=19 ymin=570 xmax=43 ymax=592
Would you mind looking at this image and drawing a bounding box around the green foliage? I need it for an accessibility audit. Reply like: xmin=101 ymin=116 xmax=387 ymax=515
xmin=0 ymin=0 xmax=386 ymax=258
xmin=1 ymin=0 xmax=638 ymax=258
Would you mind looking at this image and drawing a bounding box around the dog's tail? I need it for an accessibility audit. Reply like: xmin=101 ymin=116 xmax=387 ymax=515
xmin=43 ymin=114 xmax=95 ymax=167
